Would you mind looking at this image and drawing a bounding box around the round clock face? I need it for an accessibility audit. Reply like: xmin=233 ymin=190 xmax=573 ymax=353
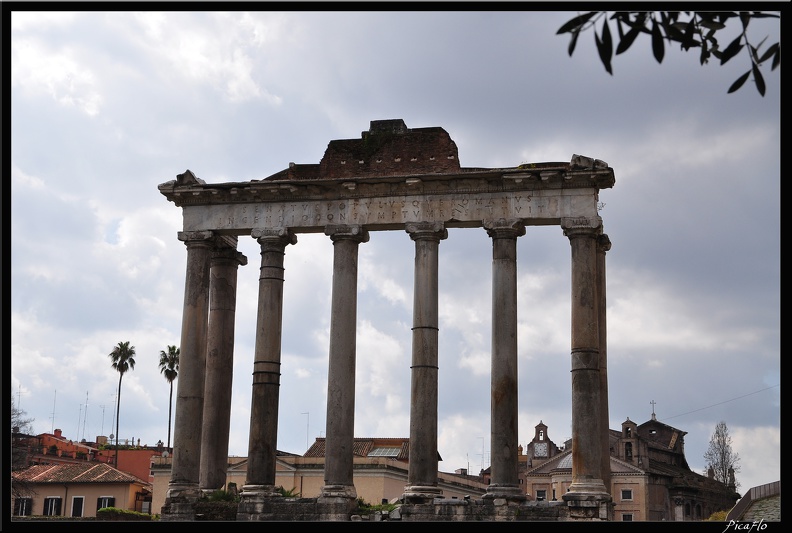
xmin=535 ymin=442 xmax=548 ymax=457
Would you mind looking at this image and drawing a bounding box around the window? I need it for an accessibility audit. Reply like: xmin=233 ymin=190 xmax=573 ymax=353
xmin=622 ymin=514 xmax=633 ymax=521
xmin=621 ymin=489 xmax=633 ymax=501
xmin=14 ymin=498 xmax=33 ymax=516
xmin=367 ymin=447 xmax=400 ymax=457
xmin=625 ymin=442 xmax=633 ymax=459
xmin=536 ymin=490 xmax=546 ymax=501
xmin=71 ymin=496 xmax=84 ymax=517
xmin=625 ymin=427 xmax=631 ymax=437
xmin=97 ymin=496 xmax=115 ymax=511
xmin=44 ymin=497 xmax=62 ymax=516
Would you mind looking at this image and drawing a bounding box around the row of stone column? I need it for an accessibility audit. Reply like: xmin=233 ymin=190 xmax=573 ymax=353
xmin=166 ymin=220 xmax=611 ymax=508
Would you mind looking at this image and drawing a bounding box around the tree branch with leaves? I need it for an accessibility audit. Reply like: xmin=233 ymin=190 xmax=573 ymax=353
xmin=704 ymin=421 xmax=741 ymax=491
xmin=557 ymin=11 xmax=780 ymax=96
xmin=109 ymin=341 xmax=136 ymax=467
xmin=158 ymin=345 xmax=180 ymax=450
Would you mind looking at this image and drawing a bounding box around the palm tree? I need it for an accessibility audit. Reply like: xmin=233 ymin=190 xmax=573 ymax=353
xmin=158 ymin=345 xmax=180 ymax=450
xmin=108 ymin=341 xmax=136 ymax=467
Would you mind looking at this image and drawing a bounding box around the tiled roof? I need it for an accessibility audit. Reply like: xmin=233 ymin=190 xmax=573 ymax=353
xmin=12 ymin=462 xmax=149 ymax=486
xmin=526 ymin=450 xmax=644 ymax=476
xmin=303 ymin=437 xmax=440 ymax=461
xmin=738 ymin=494 xmax=781 ymax=522
xmin=727 ymin=481 xmax=781 ymax=522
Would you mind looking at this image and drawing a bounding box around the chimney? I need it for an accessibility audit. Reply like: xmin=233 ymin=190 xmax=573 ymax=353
xmin=54 ymin=428 xmax=63 ymax=438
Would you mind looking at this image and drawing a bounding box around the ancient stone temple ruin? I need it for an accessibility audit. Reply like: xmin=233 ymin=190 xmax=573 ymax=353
xmin=158 ymin=119 xmax=615 ymax=521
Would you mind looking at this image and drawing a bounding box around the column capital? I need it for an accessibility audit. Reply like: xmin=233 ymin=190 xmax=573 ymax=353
xmin=211 ymin=246 xmax=248 ymax=266
xmin=484 ymin=218 xmax=525 ymax=239
xmin=325 ymin=224 xmax=369 ymax=243
xmin=561 ymin=216 xmax=602 ymax=239
xmin=597 ymin=233 xmax=612 ymax=252
xmin=405 ymin=221 xmax=448 ymax=241
xmin=251 ymin=228 xmax=297 ymax=251
xmin=178 ymin=230 xmax=214 ymax=244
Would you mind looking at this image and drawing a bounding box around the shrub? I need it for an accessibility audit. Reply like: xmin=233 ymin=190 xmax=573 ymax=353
xmin=274 ymin=485 xmax=301 ymax=498
xmin=96 ymin=507 xmax=154 ymax=521
xmin=206 ymin=489 xmax=239 ymax=502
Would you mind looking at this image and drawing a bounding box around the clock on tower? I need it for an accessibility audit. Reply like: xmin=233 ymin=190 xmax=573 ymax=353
xmin=534 ymin=442 xmax=548 ymax=457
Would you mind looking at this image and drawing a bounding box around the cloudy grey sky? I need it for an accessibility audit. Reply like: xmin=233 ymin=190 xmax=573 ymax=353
xmin=9 ymin=9 xmax=780 ymax=494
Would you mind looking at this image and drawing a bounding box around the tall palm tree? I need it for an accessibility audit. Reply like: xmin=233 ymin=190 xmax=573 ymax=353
xmin=108 ymin=341 xmax=136 ymax=467
xmin=158 ymin=345 xmax=179 ymax=450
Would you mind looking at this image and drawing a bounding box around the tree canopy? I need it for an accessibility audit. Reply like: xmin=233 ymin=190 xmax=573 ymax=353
xmin=704 ymin=421 xmax=741 ymax=490
xmin=557 ymin=11 xmax=780 ymax=96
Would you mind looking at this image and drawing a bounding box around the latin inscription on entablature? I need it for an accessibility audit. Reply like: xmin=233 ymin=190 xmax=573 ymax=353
xmin=182 ymin=190 xmax=599 ymax=233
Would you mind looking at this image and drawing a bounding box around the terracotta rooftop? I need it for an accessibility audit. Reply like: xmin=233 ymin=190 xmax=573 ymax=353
xmin=12 ymin=462 xmax=150 ymax=486
xmin=303 ymin=437 xmax=442 ymax=462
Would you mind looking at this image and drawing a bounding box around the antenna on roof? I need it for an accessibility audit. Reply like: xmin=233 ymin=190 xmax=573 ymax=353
xmin=50 ymin=390 xmax=57 ymax=434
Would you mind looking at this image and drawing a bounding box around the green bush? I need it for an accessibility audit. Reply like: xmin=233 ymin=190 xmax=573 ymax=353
xmin=707 ymin=510 xmax=729 ymax=521
xmin=355 ymin=498 xmax=397 ymax=514
xmin=275 ymin=485 xmax=300 ymax=497
xmin=96 ymin=507 xmax=154 ymax=521
xmin=206 ymin=489 xmax=240 ymax=502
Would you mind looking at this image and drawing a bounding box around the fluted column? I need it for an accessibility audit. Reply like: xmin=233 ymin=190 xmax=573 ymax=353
xmin=402 ymin=222 xmax=447 ymax=502
xmin=167 ymin=230 xmax=214 ymax=502
xmin=561 ymin=219 xmax=610 ymax=507
xmin=242 ymin=228 xmax=297 ymax=497
xmin=200 ymin=238 xmax=247 ymax=492
xmin=484 ymin=219 xmax=526 ymax=500
xmin=597 ymin=233 xmax=612 ymax=496
xmin=320 ymin=224 xmax=369 ymax=500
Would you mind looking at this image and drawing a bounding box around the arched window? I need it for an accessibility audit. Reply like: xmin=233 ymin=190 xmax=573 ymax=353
xmin=625 ymin=442 xmax=633 ymax=459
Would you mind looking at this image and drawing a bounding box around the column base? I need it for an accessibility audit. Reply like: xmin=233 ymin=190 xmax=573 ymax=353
xmin=319 ymin=484 xmax=358 ymax=500
xmin=402 ymin=485 xmax=443 ymax=503
xmin=165 ymin=482 xmax=202 ymax=502
xmin=483 ymin=483 xmax=526 ymax=501
xmin=562 ymin=478 xmax=611 ymax=502
xmin=240 ymin=484 xmax=281 ymax=499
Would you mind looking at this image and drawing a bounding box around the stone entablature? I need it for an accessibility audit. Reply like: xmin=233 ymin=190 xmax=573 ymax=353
xmin=159 ymin=161 xmax=613 ymax=234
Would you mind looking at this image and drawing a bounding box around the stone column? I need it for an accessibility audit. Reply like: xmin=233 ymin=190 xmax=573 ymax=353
xmin=242 ymin=228 xmax=297 ymax=497
xmin=320 ymin=224 xmax=369 ymax=501
xmin=561 ymin=219 xmax=611 ymax=513
xmin=484 ymin=219 xmax=526 ymax=500
xmin=199 ymin=237 xmax=247 ymax=492
xmin=402 ymin=222 xmax=447 ymax=502
xmin=597 ymin=233 xmax=612 ymax=496
xmin=167 ymin=230 xmax=214 ymax=503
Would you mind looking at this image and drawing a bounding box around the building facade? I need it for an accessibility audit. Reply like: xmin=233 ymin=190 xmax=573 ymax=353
xmin=11 ymin=462 xmax=152 ymax=518
xmin=149 ymin=437 xmax=489 ymax=515
xmin=524 ymin=417 xmax=740 ymax=521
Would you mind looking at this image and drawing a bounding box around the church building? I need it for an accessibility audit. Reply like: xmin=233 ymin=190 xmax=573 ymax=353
xmin=523 ymin=415 xmax=740 ymax=521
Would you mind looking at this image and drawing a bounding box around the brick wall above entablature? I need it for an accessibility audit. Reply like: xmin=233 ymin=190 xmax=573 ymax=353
xmin=318 ymin=119 xmax=461 ymax=180
xmin=158 ymin=120 xmax=615 ymax=235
